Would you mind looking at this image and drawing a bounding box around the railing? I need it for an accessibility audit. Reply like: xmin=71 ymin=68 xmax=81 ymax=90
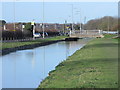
xmin=70 ymin=30 xmax=103 ymax=37
xmin=71 ymin=30 xmax=103 ymax=35
xmin=1 ymin=37 xmax=34 ymax=43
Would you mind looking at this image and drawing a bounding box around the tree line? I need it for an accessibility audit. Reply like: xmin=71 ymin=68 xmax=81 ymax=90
xmin=84 ymin=16 xmax=118 ymax=31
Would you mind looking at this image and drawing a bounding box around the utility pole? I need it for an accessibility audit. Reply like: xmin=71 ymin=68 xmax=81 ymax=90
xmin=79 ymin=11 xmax=82 ymax=33
xmin=13 ymin=0 xmax=15 ymax=31
xmin=83 ymin=16 xmax=86 ymax=30
xmin=80 ymin=22 xmax=81 ymax=33
xmin=64 ymin=20 xmax=67 ymax=35
xmin=76 ymin=10 xmax=82 ymax=33
xmin=13 ymin=0 xmax=16 ymax=40
xmin=69 ymin=4 xmax=74 ymax=37
xmin=42 ymin=0 xmax=45 ymax=38
xmin=72 ymin=4 xmax=74 ymax=32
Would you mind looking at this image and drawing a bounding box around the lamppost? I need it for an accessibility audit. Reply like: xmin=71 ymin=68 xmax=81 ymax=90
xmin=13 ymin=0 xmax=16 ymax=40
xmin=64 ymin=20 xmax=67 ymax=35
xmin=76 ymin=10 xmax=82 ymax=33
xmin=71 ymin=4 xmax=74 ymax=32
xmin=68 ymin=4 xmax=74 ymax=37
xmin=83 ymin=16 xmax=86 ymax=30
xmin=13 ymin=0 xmax=15 ymax=31
xmin=42 ymin=0 xmax=45 ymax=38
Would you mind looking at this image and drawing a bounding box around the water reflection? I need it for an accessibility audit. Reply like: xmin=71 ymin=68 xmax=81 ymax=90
xmin=1 ymin=38 xmax=91 ymax=88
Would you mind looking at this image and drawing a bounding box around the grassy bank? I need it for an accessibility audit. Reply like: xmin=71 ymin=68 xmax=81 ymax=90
xmin=2 ymin=36 xmax=67 ymax=50
xmin=38 ymin=34 xmax=118 ymax=88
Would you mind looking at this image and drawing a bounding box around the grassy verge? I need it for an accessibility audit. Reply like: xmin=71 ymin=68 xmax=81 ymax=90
xmin=2 ymin=36 xmax=67 ymax=50
xmin=38 ymin=34 xmax=118 ymax=88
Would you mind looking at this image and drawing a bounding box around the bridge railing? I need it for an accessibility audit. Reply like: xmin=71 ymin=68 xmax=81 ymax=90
xmin=71 ymin=30 xmax=103 ymax=35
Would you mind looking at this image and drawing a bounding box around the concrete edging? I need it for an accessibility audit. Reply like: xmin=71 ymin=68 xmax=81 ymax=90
xmin=1 ymin=40 xmax=64 ymax=56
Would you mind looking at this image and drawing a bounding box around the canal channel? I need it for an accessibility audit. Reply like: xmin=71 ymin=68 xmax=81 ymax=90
xmin=1 ymin=38 xmax=91 ymax=88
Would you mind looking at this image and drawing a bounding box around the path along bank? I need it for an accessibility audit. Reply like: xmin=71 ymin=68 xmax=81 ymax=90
xmin=38 ymin=34 xmax=119 ymax=88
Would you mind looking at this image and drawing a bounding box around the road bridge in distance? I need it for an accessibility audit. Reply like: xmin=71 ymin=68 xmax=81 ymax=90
xmin=70 ymin=30 xmax=104 ymax=38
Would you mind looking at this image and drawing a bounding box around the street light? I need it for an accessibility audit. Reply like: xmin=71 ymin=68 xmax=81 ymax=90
xmin=13 ymin=0 xmax=15 ymax=31
xmin=71 ymin=4 xmax=74 ymax=32
xmin=42 ymin=0 xmax=45 ymax=38
xmin=75 ymin=10 xmax=82 ymax=33
xmin=68 ymin=4 xmax=74 ymax=31
xmin=83 ymin=16 xmax=86 ymax=30
xmin=67 ymin=4 xmax=74 ymax=37
xmin=13 ymin=0 xmax=16 ymax=40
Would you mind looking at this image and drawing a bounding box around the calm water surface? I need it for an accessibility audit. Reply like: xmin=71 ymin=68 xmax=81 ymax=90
xmin=1 ymin=38 xmax=91 ymax=88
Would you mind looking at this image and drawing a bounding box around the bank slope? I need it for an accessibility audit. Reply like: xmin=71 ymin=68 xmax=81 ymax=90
xmin=1 ymin=36 xmax=67 ymax=55
xmin=38 ymin=35 xmax=118 ymax=88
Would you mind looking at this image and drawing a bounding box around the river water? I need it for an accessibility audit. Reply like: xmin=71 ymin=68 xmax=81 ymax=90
xmin=1 ymin=38 xmax=91 ymax=88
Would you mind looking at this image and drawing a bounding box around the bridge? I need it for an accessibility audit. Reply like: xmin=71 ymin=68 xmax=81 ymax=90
xmin=69 ymin=30 xmax=104 ymax=38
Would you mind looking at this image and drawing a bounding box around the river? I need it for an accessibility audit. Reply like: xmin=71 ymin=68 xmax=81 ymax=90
xmin=1 ymin=38 xmax=91 ymax=88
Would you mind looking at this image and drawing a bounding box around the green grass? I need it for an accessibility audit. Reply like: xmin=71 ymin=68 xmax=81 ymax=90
xmin=2 ymin=36 xmax=67 ymax=49
xmin=38 ymin=34 xmax=118 ymax=88
xmin=103 ymin=34 xmax=117 ymax=38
